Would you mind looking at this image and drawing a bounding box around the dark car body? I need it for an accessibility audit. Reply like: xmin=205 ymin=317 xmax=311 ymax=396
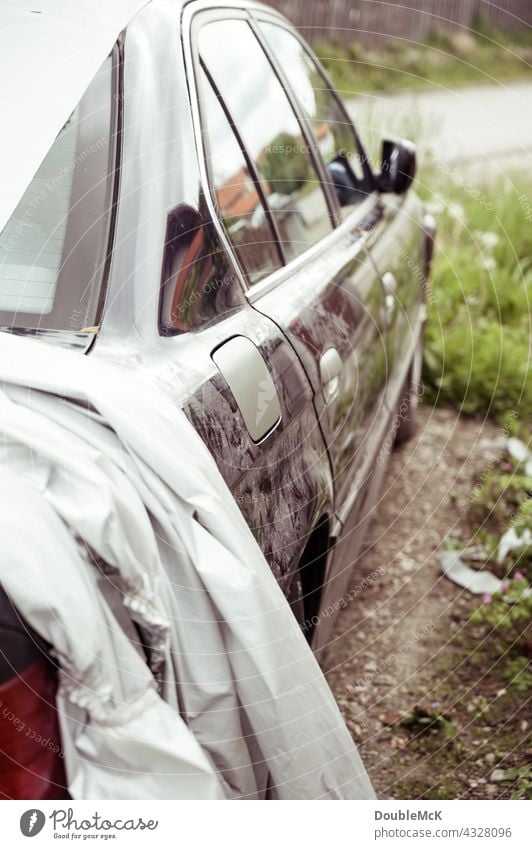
xmin=0 ymin=0 xmax=435 ymax=798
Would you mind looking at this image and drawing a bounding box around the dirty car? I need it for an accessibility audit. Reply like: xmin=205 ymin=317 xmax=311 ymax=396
xmin=0 ymin=0 xmax=435 ymax=799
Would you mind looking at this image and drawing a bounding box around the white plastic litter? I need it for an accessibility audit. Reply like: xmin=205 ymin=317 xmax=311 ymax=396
xmin=506 ymin=437 xmax=532 ymax=477
xmin=497 ymin=527 xmax=532 ymax=564
xmin=440 ymin=551 xmax=502 ymax=595
xmin=0 ymin=331 xmax=374 ymax=800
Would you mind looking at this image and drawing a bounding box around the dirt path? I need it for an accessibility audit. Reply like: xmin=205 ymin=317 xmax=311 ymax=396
xmin=321 ymin=404 xmax=526 ymax=799
xmin=346 ymin=80 xmax=532 ymax=168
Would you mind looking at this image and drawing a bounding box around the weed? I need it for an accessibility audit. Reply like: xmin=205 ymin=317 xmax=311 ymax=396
xmin=315 ymin=24 xmax=532 ymax=96
xmin=470 ymin=576 xmax=532 ymax=655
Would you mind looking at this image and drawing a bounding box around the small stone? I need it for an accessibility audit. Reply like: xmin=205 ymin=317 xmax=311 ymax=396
xmin=468 ymin=779 xmax=478 ymax=789
xmin=485 ymin=753 xmax=496 ymax=766
xmin=490 ymin=769 xmax=506 ymax=783
xmin=383 ymin=711 xmax=401 ymax=726
xmin=398 ymin=555 xmax=416 ymax=572
xmin=364 ymin=661 xmax=378 ymax=672
xmin=375 ymin=675 xmax=395 ymax=686
xmin=390 ymin=736 xmax=408 ymax=749
xmin=485 ymin=783 xmax=497 ymax=797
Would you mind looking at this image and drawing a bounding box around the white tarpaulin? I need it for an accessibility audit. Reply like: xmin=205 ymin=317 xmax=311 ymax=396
xmin=0 ymin=331 xmax=375 ymax=799
xmin=0 ymin=0 xmax=150 ymax=235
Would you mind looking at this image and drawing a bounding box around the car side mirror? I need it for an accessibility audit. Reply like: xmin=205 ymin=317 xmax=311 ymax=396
xmin=376 ymin=138 xmax=416 ymax=195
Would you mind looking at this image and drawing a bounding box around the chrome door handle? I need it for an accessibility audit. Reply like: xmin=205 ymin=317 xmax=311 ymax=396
xmin=320 ymin=347 xmax=342 ymax=402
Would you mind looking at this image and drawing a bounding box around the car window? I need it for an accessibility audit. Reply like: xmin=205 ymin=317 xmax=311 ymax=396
xmin=198 ymin=19 xmax=333 ymax=269
xmin=198 ymin=68 xmax=283 ymax=285
xmin=258 ymin=22 xmax=371 ymax=217
xmin=0 ymin=54 xmax=116 ymax=333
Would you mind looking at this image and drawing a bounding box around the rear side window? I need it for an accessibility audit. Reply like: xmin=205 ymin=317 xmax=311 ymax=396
xmin=198 ymin=18 xmax=333 ymax=272
xmin=258 ymin=22 xmax=370 ymax=216
xmin=198 ymin=69 xmax=283 ymax=284
xmin=0 ymin=54 xmax=116 ymax=333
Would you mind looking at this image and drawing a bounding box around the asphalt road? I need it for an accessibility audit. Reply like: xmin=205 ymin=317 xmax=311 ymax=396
xmin=346 ymin=80 xmax=532 ymax=175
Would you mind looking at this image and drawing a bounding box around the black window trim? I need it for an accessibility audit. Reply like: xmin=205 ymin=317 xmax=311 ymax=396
xmin=198 ymin=57 xmax=286 ymax=270
xmin=190 ymin=7 xmax=286 ymax=285
xmin=250 ymin=9 xmax=375 ymax=196
xmin=183 ymin=5 xmax=381 ymax=302
xmin=247 ymin=13 xmax=342 ymax=224
xmin=189 ymin=7 xmax=339 ymax=286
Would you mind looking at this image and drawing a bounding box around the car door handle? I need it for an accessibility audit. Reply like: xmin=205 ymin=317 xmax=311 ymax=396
xmin=320 ymin=347 xmax=343 ymax=402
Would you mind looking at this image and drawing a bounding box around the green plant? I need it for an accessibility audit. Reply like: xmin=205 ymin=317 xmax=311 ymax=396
xmin=395 ymin=703 xmax=457 ymax=738
xmin=469 ymin=470 xmax=532 ymax=534
xmin=503 ymin=656 xmax=532 ymax=693
xmin=489 ymin=765 xmax=532 ymax=800
xmin=314 ymin=23 xmax=532 ymax=97
xmin=422 ymin=179 xmax=532 ymax=423
xmin=470 ymin=576 xmax=532 ymax=654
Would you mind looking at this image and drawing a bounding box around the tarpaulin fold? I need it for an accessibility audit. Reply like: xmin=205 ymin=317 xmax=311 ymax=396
xmin=0 ymin=332 xmax=375 ymax=800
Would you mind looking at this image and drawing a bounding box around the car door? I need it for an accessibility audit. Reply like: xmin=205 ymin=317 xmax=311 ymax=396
xmin=194 ymin=12 xmax=390 ymax=520
xmin=159 ymin=85 xmax=332 ymax=598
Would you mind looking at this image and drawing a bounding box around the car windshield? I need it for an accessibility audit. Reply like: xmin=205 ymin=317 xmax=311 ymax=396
xmin=0 ymin=54 xmax=116 ymax=335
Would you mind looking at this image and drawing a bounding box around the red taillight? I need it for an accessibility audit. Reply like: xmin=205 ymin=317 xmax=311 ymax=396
xmin=0 ymin=659 xmax=68 ymax=799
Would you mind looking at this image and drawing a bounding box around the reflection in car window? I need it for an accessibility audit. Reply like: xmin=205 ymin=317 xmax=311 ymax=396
xmin=199 ymin=19 xmax=333 ymax=267
xmin=259 ymin=22 xmax=370 ymax=217
xmin=0 ymin=55 xmax=115 ymax=333
xmin=199 ymin=70 xmax=283 ymax=285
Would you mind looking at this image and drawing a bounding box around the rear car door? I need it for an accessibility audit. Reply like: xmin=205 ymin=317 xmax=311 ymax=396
xmin=136 ymin=4 xmax=336 ymax=599
xmin=195 ymin=12 xmax=390 ymax=524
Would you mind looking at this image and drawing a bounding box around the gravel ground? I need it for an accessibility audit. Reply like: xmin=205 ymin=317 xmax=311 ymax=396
xmin=321 ymin=404 xmax=530 ymax=799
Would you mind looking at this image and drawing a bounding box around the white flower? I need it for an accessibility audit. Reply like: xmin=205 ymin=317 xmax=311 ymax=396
xmin=447 ymin=201 xmax=465 ymax=220
xmin=475 ymin=230 xmax=499 ymax=250
xmin=425 ymin=199 xmax=444 ymax=215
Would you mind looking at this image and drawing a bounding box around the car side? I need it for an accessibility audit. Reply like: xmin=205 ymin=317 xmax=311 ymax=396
xmin=0 ymin=0 xmax=434 ymax=798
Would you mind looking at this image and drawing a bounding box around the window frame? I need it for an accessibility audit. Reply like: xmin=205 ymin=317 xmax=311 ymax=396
xmin=198 ymin=57 xmax=285 ymax=278
xmin=189 ymin=9 xmax=340 ymax=282
xmin=0 ymin=44 xmax=121 ymax=340
xmin=250 ymin=10 xmax=375 ymax=200
xmin=183 ymin=5 xmax=380 ymax=301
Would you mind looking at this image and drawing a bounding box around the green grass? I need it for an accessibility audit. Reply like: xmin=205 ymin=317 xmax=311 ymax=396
xmin=314 ymin=20 xmax=532 ymax=97
xmin=421 ymin=176 xmax=532 ymax=425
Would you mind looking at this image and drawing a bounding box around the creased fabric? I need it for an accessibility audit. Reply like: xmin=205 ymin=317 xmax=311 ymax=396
xmin=0 ymin=332 xmax=375 ymax=800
